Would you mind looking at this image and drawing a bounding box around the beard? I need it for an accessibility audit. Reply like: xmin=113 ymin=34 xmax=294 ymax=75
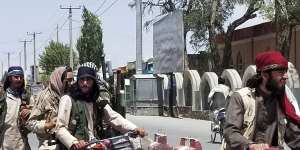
xmin=10 ymin=81 xmax=24 ymax=91
xmin=63 ymin=85 xmax=69 ymax=94
xmin=62 ymin=81 xmax=69 ymax=94
xmin=266 ymin=77 xmax=285 ymax=98
xmin=79 ymin=85 xmax=96 ymax=102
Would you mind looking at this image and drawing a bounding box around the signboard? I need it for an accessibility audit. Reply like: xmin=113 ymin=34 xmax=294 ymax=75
xmin=153 ymin=10 xmax=184 ymax=74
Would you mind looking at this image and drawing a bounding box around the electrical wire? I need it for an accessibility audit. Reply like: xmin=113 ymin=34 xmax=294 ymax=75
xmin=94 ymin=0 xmax=108 ymax=14
xmin=97 ymin=0 xmax=120 ymax=16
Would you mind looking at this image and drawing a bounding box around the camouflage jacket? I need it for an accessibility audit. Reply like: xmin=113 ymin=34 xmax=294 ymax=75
xmin=26 ymin=86 xmax=60 ymax=145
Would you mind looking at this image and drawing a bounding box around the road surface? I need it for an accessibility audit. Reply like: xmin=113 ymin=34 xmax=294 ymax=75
xmin=28 ymin=114 xmax=222 ymax=149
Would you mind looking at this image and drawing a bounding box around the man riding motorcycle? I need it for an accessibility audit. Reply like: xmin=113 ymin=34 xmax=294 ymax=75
xmin=55 ymin=63 xmax=145 ymax=150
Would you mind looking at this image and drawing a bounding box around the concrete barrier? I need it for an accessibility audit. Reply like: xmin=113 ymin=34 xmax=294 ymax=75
xmin=200 ymin=72 xmax=218 ymax=110
xmin=242 ymin=65 xmax=256 ymax=87
xmin=174 ymin=72 xmax=184 ymax=106
xmin=183 ymin=70 xmax=202 ymax=111
xmin=221 ymin=69 xmax=242 ymax=91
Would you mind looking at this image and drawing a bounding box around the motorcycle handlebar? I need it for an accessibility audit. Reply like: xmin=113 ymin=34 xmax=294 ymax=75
xmin=83 ymin=130 xmax=140 ymax=150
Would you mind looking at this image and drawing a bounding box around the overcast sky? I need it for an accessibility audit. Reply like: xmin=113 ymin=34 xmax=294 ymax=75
xmin=0 ymin=0 xmax=266 ymax=76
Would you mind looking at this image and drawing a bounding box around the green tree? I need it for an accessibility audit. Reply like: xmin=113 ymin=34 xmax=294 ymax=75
xmin=143 ymin=0 xmax=262 ymax=73
xmin=260 ymin=0 xmax=300 ymax=57
xmin=77 ymin=7 xmax=104 ymax=69
xmin=39 ymin=41 xmax=71 ymax=75
xmin=183 ymin=0 xmax=236 ymax=72
xmin=222 ymin=0 xmax=262 ymax=70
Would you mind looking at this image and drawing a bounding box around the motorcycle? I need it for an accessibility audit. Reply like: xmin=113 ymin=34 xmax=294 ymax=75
xmin=210 ymin=107 xmax=226 ymax=143
xmin=82 ymin=131 xmax=203 ymax=150
xmin=248 ymin=146 xmax=283 ymax=150
xmin=148 ymin=133 xmax=202 ymax=150
xmin=83 ymin=131 xmax=145 ymax=150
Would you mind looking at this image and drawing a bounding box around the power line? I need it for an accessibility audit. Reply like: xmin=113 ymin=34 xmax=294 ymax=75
xmin=37 ymin=27 xmax=57 ymax=52
xmin=59 ymin=18 xmax=69 ymax=30
xmin=0 ymin=51 xmax=15 ymax=68
xmin=44 ymin=11 xmax=67 ymax=30
xmin=36 ymin=18 xmax=69 ymax=51
xmin=72 ymin=19 xmax=82 ymax=23
xmin=94 ymin=0 xmax=108 ymax=14
xmin=98 ymin=0 xmax=120 ymax=16
xmin=61 ymin=26 xmax=81 ymax=31
xmin=0 ymin=41 xmax=16 ymax=45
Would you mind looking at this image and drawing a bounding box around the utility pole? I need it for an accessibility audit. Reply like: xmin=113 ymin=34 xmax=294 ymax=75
xmin=60 ymin=5 xmax=81 ymax=70
xmin=19 ymin=40 xmax=31 ymax=71
xmin=101 ymin=54 xmax=106 ymax=81
xmin=1 ymin=61 xmax=3 ymax=79
xmin=19 ymin=51 xmax=22 ymax=66
xmin=7 ymin=52 xmax=10 ymax=68
xmin=56 ymin=24 xmax=59 ymax=43
xmin=27 ymin=32 xmax=41 ymax=85
xmin=136 ymin=0 xmax=143 ymax=74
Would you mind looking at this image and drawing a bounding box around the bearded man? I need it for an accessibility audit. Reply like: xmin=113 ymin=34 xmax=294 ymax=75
xmin=26 ymin=66 xmax=73 ymax=149
xmin=223 ymin=51 xmax=300 ymax=150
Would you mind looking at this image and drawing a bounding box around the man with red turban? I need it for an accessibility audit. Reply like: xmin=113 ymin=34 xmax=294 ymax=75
xmin=222 ymin=51 xmax=300 ymax=150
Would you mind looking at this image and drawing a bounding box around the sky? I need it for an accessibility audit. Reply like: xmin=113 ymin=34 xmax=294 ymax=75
xmin=0 ymin=0 xmax=266 ymax=77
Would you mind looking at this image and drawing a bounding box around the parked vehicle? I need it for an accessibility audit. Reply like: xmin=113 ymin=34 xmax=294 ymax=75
xmin=209 ymin=91 xmax=227 ymax=143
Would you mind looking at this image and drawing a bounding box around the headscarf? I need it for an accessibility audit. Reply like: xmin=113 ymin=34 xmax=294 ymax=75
xmin=4 ymin=66 xmax=25 ymax=91
xmin=49 ymin=67 xmax=65 ymax=96
xmin=69 ymin=62 xmax=99 ymax=102
xmin=7 ymin=66 xmax=24 ymax=76
xmin=255 ymin=50 xmax=288 ymax=72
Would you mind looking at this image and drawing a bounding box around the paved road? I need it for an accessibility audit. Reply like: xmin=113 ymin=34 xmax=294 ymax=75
xmin=28 ymin=133 xmax=39 ymax=150
xmin=126 ymin=114 xmax=221 ymax=150
xmin=28 ymin=114 xmax=222 ymax=150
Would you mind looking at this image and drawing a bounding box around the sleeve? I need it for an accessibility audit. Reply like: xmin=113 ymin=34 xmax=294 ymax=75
xmin=96 ymin=79 xmax=111 ymax=105
xmin=103 ymin=104 xmax=137 ymax=133
xmin=26 ymin=96 xmax=46 ymax=134
xmin=223 ymin=92 xmax=251 ymax=150
xmin=96 ymin=91 xmax=111 ymax=107
xmin=284 ymin=121 xmax=300 ymax=149
xmin=55 ymin=95 xmax=78 ymax=149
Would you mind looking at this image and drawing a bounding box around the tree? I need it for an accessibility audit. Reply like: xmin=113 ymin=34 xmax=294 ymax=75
xmin=39 ymin=41 xmax=72 ymax=75
xmin=274 ymin=0 xmax=300 ymax=57
xmin=261 ymin=0 xmax=300 ymax=57
xmin=77 ymin=7 xmax=104 ymax=69
xmin=143 ymin=0 xmax=262 ymax=73
xmin=184 ymin=0 xmax=235 ymax=72
xmin=221 ymin=0 xmax=262 ymax=69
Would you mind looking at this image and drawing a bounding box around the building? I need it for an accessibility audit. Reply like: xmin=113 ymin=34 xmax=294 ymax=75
xmin=216 ymin=22 xmax=300 ymax=75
